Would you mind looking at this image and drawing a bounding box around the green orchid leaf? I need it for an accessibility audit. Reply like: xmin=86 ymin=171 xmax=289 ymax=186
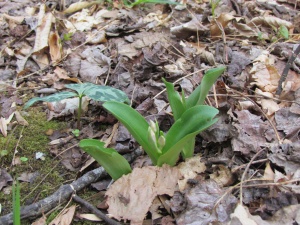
xmin=182 ymin=138 xmax=195 ymax=159
xmin=66 ymin=83 xmax=129 ymax=102
xmin=157 ymin=134 xmax=196 ymax=166
xmin=103 ymin=102 xmax=160 ymax=164
xmin=186 ymin=66 xmax=226 ymax=108
xmin=13 ymin=181 xmax=21 ymax=225
xmin=24 ymin=91 xmax=77 ymax=109
xmin=163 ymin=78 xmax=186 ymax=120
xmin=158 ymin=105 xmax=219 ymax=166
xmin=79 ymin=139 xmax=132 ymax=180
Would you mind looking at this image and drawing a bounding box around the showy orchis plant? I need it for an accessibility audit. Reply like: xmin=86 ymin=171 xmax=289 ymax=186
xmin=79 ymin=66 xmax=226 ymax=180
xmin=163 ymin=66 xmax=226 ymax=158
xmin=24 ymin=83 xmax=129 ymax=128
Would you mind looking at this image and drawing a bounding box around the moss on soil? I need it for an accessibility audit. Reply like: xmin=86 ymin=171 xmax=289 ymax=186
xmin=0 ymin=108 xmax=107 ymax=224
xmin=0 ymin=109 xmax=68 ymax=221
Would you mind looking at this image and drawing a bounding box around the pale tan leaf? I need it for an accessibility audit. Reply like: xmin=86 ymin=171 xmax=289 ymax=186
xmin=177 ymin=155 xmax=206 ymax=191
xmin=49 ymin=31 xmax=62 ymax=63
xmin=31 ymin=215 xmax=47 ymax=225
xmin=262 ymin=162 xmax=275 ymax=181
xmin=14 ymin=111 xmax=29 ymax=126
xmin=49 ymin=205 xmax=76 ymax=225
xmin=250 ymin=51 xmax=279 ymax=93
xmin=0 ymin=117 xmax=8 ymax=137
xmin=106 ymin=165 xmax=179 ymax=224
xmin=63 ymin=1 xmax=97 ymax=14
xmin=33 ymin=4 xmax=53 ymax=53
xmin=255 ymin=89 xmax=280 ymax=116
xmin=54 ymin=67 xmax=70 ymax=80
xmin=249 ymin=16 xmax=293 ymax=29
xmin=77 ymin=213 xmax=102 ymax=221
xmin=210 ymin=13 xmax=234 ymax=37
xmin=229 ymin=204 xmax=263 ymax=225
xmin=210 ymin=165 xmax=234 ymax=187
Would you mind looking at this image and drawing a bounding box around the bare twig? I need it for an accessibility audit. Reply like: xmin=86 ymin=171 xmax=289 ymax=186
xmin=72 ymin=194 xmax=122 ymax=225
xmin=239 ymin=148 xmax=266 ymax=204
xmin=276 ymin=43 xmax=300 ymax=95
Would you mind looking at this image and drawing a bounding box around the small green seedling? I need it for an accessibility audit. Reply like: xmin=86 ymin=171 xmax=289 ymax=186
xmin=24 ymin=83 xmax=129 ymax=129
xmin=63 ymin=32 xmax=73 ymax=42
xmin=278 ymin=25 xmax=289 ymax=40
xmin=210 ymin=0 xmax=221 ymax=18
xmin=13 ymin=180 xmax=21 ymax=225
xmin=20 ymin=157 xmax=28 ymax=162
xmin=72 ymin=129 xmax=80 ymax=137
xmin=79 ymin=66 xmax=226 ymax=180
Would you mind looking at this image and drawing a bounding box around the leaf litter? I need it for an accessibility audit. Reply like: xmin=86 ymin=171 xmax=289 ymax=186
xmin=0 ymin=0 xmax=300 ymax=224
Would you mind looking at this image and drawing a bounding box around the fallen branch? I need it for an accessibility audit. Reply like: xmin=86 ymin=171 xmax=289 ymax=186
xmin=0 ymin=149 xmax=143 ymax=224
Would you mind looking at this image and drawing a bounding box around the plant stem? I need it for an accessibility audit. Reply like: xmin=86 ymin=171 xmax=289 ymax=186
xmin=77 ymin=96 xmax=82 ymax=129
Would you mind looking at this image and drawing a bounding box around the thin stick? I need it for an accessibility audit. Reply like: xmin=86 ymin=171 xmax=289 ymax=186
xmin=10 ymin=125 xmax=23 ymax=168
xmin=72 ymin=194 xmax=122 ymax=225
xmin=239 ymin=148 xmax=266 ymax=205
xmin=276 ymin=43 xmax=300 ymax=95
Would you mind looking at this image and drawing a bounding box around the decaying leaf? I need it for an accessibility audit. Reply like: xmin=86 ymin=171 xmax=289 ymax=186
xmin=177 ymin=155 xmax=206 ymax=191
xmin=49 ymin=31 xmax=62 ymax=63
xmin=106 ymin=165 xmax=179 ymax=224
xmin=48 ymin=205 xmax=76 ymax=225
xmin=33 ymin=4 xmax=53 ymax=53
xmin=249 ymin=16 xmax=294 ymax=30
xmin=77 ymin=213 xmax=102 ymax=222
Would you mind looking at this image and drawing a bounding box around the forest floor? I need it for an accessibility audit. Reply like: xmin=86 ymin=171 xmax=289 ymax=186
xmin=0 ymin=0 xmax=300 ymax=224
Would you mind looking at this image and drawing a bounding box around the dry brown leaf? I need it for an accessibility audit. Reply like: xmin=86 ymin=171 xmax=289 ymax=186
xmin=106 ymin=165 xmax=179 ymax=224
xmin=63 ymin=1 xmax=97 ymax=15
xmin=33 ymin=4 xmax=53 ymax=53
xmin=31 ymin=215 xmax=47 ymax=225
xmin=255 ymin=89 xmax=280 ymax=116
xmin=14 ymin=111 xmax=29 ymax=126
xmin=229 ymin=204 xmax=266 ymax=225
xmin=249 ymin=16 xmax=293 ymax=30
xmin=210 ymin=165 xmax=234 ymax=187
xmin=54 ymin=67 xmax=70 ymax=80
xmin=262 ymin=162 xmax=275 ymax=181
xmin=49 ymin=31 xmax=62 ymax=63
xmin=0 ymin=117 xmax=8 ymax=137
xmin=250 ymin=51 xmax=279 ymax=93
xmin=77 ymin=213 xmax=102 ymax=222
xmin=177 ymin=155 xmax=206 ymax=191
xmin=210 ymin=13 xmax=234 ymax=37
xmin=49 ymin=205 xmax=76 ymax=225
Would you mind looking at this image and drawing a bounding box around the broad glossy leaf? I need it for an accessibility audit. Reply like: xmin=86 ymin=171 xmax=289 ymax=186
xmin=24 ymin=91 xmax=77 ymax=109
xmin=66 ymin=83 xmax=129 ymax=103
xmin=103 ymin=102 xmax=160 ymax=164
xmin=163 ymin=78 xmax=186 ymax=120
xmin=79 ymin=139 xmax=132 ymax=180
xmin=186 ymin=66 xmax=226 ymax=108
xmin=65 ymin=83 xmax=92 ymax=96
xmin=157 ymin=134 xmax=196 ymax=166
xmin=158 ymin=105 xmax=218 ymax=166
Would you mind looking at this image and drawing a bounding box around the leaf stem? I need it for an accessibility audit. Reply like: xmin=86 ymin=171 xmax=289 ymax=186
xmin=77 ymin=96 xmax=82 ymax=129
